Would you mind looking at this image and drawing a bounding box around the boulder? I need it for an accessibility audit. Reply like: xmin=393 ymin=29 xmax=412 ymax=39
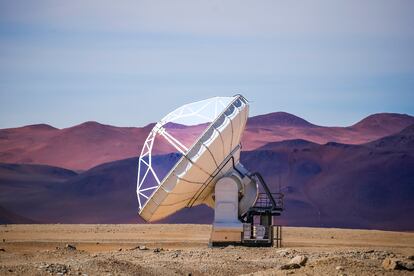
xmin=382 ymin=258 xmax=414 ymax=271
xmin=335 ymin=266 xmax=344 ymax=271
xmin=289 ymin=255 xmax=308 ymax=266
xmin=65 ymin=244 xmax=76 ymax=250
xmin=403 ymin=261 xmax=414 ymax=271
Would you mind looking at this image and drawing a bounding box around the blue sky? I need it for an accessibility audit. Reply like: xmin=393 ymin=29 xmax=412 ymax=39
xmin=0 ymin=0 xmax=413 ymax=128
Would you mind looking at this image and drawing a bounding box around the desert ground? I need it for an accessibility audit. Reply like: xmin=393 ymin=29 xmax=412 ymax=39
xmin=0 ymin=224 xmax=413 ymax=275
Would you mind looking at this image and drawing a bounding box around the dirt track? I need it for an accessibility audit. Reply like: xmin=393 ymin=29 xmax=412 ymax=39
xmin=1 ymin=224 xmax=413 ymax=275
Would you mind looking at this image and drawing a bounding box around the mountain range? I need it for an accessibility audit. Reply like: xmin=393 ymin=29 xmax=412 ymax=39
xmin=0 ymin=112 xmax=413 ymax=230
xmin=1 ymin=112 xmax=413 ymax=171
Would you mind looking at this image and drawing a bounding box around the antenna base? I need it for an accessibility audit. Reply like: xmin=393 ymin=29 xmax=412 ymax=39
xmin=209 ymin=176 xmax=243 ymax=245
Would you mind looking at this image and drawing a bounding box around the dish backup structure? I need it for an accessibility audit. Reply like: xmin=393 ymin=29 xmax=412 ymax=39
xmin=136 ymin=95 xmax=284 ymax=246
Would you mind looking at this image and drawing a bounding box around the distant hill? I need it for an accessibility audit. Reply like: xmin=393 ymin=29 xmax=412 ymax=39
xmin=247 ymin=112 xmax=315 ymax=127
xmin=0 ymin=112 xmax=413 ymax=170
xmin=0 ymin=121 xmax=204 ymax=171
xmin=352 ymin=113 xmax=414 ymax=134
xmin=1 ymin=126 xmax=413 ymax=230
xmin=242 ymin=112 xmax=414 ymax=150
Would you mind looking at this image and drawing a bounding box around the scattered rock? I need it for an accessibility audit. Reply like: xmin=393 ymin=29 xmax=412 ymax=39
xmin=172 ymin=252 xmax=179 ymax=258
xmin=280 ymin=263 xmax=301 ymax=270
xmin=118 ymin=248 xmax=122 ymax=252
xmin=289 ymin=255 xmax=308 ymax=266
xmin=45 ymin=263 xmax=70 ymax=274
xmin=131 ymin=245 xmax=149 ymax=251
xmin=382 ymin=257 xmax=414 ymax=271
xmin=408 ymin=255 xmax=414 ymax=261
xmin=336 ymin=266 xmax=344 ymax=271
xmin=368 ymin=250 xmax=392 ymax=260
xmin=153 ymin=248 xmax=163 ymax=253
xmin=382 ymin=258 xmax=400 ymax=270
xmin=276 ymin=249 xmax=291 ymax=257
xmin=0 ymin=248 xmax=5 ymax=252
xmin=65 ymin=244 xmax=77 ymax=250
xmin=404 ymin=261 xmax=414 ymax=271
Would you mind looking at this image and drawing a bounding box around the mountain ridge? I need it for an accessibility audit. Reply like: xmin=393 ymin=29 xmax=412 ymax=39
xmin=3 ymin=112 xmax=412 ymax=131
xmin=0 ymin=112 xmax=413 ymax=170
xmin=247 ymin=112 xmax=315 ymax=127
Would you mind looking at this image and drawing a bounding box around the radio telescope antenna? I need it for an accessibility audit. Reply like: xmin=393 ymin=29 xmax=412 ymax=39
xmin=136 ymin=95 xmax=283 ymax=246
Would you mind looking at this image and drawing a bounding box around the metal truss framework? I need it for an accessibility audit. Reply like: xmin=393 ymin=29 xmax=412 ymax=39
xmin=136 ymin=97 xmax=232 ymax=210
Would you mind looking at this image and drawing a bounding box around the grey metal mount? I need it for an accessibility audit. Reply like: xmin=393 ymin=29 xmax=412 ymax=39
xmin=209 ymin=165 xmax=284 ymax=247
xmin=209 ymin=165 xmax=258 ymax=245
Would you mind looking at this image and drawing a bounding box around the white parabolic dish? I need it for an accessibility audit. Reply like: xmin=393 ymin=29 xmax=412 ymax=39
xmin=137 ymin=95 xmax=249 ymax=222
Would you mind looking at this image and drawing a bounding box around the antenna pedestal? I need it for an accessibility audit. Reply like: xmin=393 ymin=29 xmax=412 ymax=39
xmin=209 ymin=176 xmax=243 ymax=246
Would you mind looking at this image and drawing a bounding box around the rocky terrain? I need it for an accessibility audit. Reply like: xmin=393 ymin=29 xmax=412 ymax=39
xmin=0 ymin=224 xmax=413 ymax=275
